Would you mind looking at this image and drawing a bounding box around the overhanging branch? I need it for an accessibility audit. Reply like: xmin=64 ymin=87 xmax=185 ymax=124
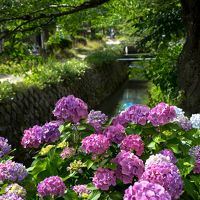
xmin=0 ymin=0 xmax=110 ymax=40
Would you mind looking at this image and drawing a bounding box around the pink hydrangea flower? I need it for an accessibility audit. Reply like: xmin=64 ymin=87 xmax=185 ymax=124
xmin=141 ymin=163 xmax=183 ymax=199
xmin=120 ymin=135 xmax=144 ymax=156
xmin=0 ymin=193 xmax=23 ymax=200
xmin=37 ymin=176 xmax=66 ymax=197
xmin=112 ymin=111 xmax=129 ymax=127
xmin=81 ymin=134 xmax=110 ymax=155
xmin=60 ymin=147 xmax=76 ymax=159
xmin=147 ymin=102 xmax=176 ymax=126
xmin=53 ymin=95 xmax=88 ymax=123
xmin=92 ymin=168 xmax=116 ymax=190
xmin=113 ymin=150 xmax=144 ymax=184
xmin=124 ymin=181 xmax=171 ymax=200
xmin=103 ymin=124 xmax=126 ymax=144
xmin=73 ymin=185 xmax=89 ymax=196
xmin=21 ymin=125 xmax=43 ymax=148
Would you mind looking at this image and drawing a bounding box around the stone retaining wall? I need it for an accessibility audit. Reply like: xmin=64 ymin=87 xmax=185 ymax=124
xmin=0 ymin=61 xmax=128 ymax=163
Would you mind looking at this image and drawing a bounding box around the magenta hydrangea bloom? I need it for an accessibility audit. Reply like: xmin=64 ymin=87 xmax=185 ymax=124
xmin=53 ymin=95 xmax=88 ymax=123
xmin=0 ymin=161 xmax=27 ymax=182
xmin=160 ymin=149 xmax=177 ymax=164
xmin=42 ymin=121 xmax=61 ymax=143
xmin=103 ymin=124 xmax=126 ymax=144
xmin=73 ymin=185 xmax=89 ymax=196
xmin=147 ymin=102 xmax=176 ymax=126
xmin=81 ymin=134 xmax=110 ymax=155
xmin=21 ymin=125 xmax=43 ymax=148
xmin=124 ymin=181 xmax=171 ymax=200
xmin=37 ymin=176 xmax=66 ymax=197
xmin=141 ymin=163 xmax=183 ymax=199
xmin=0 ymin=137 xmax=11 ymax=158
xmin=0 ymin=193 xmax=23 ymax=200
xmin=92 ymin=168 xmax=116 ymax=190
xmin=60 ymin=147 xmax=76 ymax=159
xmin=125 ymin=105 xmax=150 ymax=125
xmin=113 ymin=150 xmax=144 ymax=184
xmin=112 ymin=111 xmax=129 ymax=127
xmin=193 ymin=159 xmax=200 ymax=174
xmin=87 ymin=110 xmax=108 ymax=133
xmin=120 ymin=135 xmax=144 ymax=156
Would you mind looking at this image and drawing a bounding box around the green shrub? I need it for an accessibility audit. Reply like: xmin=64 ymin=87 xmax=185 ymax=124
xmin=145 ymin=41 xmax=183 ymax=105
xmin=0 ymin=81 xmax=26 ymax=101
xmin=24 ymin=59 xmax=89 ymax=88
xmin=147 ymin=83 xmax=184 ymax=107
xmin=86 ymin=47 xmax=121 ymax=69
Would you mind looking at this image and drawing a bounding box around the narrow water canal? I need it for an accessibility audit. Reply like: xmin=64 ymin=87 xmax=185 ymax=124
xmin=98 ymin=80 xmax=148 ymax=117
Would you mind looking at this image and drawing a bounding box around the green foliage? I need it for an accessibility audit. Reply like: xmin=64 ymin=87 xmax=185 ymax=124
xmin=145 ymin=41 xmax=183 ymax=106
xmin=0 ymin=81 xmax=26 ymax=101
xmin=24 ymin=58 xmax=89 ymax=88
xmin=86 ymin=47 xmax=121 ymax=69
xmin=147 ymin=83 xmax=184 ymax=107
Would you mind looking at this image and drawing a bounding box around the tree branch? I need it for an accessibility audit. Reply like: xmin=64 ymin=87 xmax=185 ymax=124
xmin=0 ymin=0 xmax=110 ymax=40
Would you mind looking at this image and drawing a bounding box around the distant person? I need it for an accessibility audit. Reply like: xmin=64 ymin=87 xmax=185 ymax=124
xmin=110 ymin=28 xmax=116 ymax=39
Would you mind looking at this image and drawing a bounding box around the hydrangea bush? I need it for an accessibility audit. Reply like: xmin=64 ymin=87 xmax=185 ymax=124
xmin=0 ymin=95 xmax=200 ymax=200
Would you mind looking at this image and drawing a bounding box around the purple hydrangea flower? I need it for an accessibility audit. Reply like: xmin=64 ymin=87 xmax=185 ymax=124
xmin=53 ymin=95 xmax=88 ymax=123
xmin=0 ymin=137 xmax=11 ymax=158
xmin=145 ymin=154 xmax=171 ymax=169
xmin=0 ymin=193 xmax=23 ymax=200
xmin=73 ymin=185 xmax=89 ymax=196
xmin=87 ymin=110 xmax=107 ymax=133
xmin=189 ymin=145 xmax=200 ymax=160
xmin=42 ymin=121 xmax=61 ymax=143
xmin=37 ymin=176 xmax=66 ymax=197
xmin=92 ymin=168 xmax=116 ymax=190
xmin=175 ymin=116 xmax=192 ymax=130
xmin=120 ymin=135 xmax=144 ymax=156
xmin=160 ymin=149 xmax=177 ymax=164
xmin=125 ymin=105 xmax=150 ymax=125
xmin=124 ymin=181 xmax=171 ymax=200
xmin=5 ymin=183 xmax=26 ymax=198
xmin=112 ymin=111 xmax=129 ymax=127
xmin=60 ymin=147 xmax=76 ymax=159
xmin=81 ymin=134 xmax=110 ymax=155
xmin=0 ymin=161 xmax=27 ymax=182
xmin=103 ymin=124 xmax=126 ymax=144
xmin=113 ymin=150 xmax=144 ymax=184
xmin=21 ymin=125 xmax=43 ymax=148
xmin=193 ymin=159 xmax=200 ymax=174
xmin=147 ymin=102 xmax=176 ymax=126
xmin=140 ymin=163 xmax=183 ymax=199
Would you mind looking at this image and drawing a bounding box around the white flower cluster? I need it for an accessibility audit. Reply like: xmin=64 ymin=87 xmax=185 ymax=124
xmin=173 ymin=106 xmax=185 ymax=117
xmin=190 ymin=114 xmax=200 ymax=129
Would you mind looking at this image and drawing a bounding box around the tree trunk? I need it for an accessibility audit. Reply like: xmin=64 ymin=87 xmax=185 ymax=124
xmin=178 ymin=0 xmax=200 ymax=114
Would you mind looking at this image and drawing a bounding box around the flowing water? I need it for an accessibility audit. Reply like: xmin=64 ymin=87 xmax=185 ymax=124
xmin=98 ymin=80 xmax=148 ymax=117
